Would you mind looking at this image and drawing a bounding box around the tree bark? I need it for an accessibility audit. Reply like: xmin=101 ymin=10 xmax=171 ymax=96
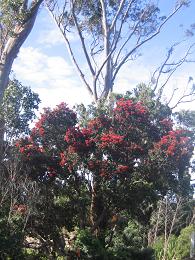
xmin=90 ymin=174 xmax=107 ymax=238
xmin=0 ymin=0 xmax=44 ymax=102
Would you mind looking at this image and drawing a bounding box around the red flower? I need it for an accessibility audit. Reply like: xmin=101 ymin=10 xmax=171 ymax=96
xmin=100 ymin=133 xmax=124 ymax=148
xmin=15 ymin=141 xmax=20 ymax=147
xmin=60 ymin=152 xmax=67 ymax=167
xmin=154 ymin=129 xmax=193 ymax=160
xmin=39 ymin=127 xmax=45 ymax=136
xmin=19 ymin=147 xmax=25 ymax=153
xmin=116 ymin=165 xmax=129 ymax=173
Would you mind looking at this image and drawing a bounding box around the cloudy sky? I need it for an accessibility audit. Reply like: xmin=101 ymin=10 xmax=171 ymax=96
xmin=12 ymin=1 xmax=195 ymax=111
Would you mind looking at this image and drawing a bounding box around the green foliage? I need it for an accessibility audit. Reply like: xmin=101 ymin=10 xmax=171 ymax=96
xmin=152 ymin=225 xmax=195 ymax=260
xmin=175 ymin=225 xmax=195 ymax=259
xmin=73 ymin=223 xmax=154 ymax=260
xmin=58 ymin=0 xmax=161 ymax=39
xmin=133 ymin=84 xmax=172 ymax=119
xmin=1 ymin=79 xmax=40 ymax=138
xmin=74 ymin=229 xmax=108 ymax=259
xmin=0 ymin=0 xmax=28 ymax=34
xmin=107 ymin=220 xmax=155 ymax=260
xmin=153 ymin=235 xmax=178 ymax=260
xmin=0 ymin=207 xmax=24 ymax=259
xmin=174 ymin=110 xmax=195 ymax=130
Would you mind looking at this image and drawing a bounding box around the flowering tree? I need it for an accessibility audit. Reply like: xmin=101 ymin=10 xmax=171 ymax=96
xmin=16 ymin=94 xmax=194 ymax=254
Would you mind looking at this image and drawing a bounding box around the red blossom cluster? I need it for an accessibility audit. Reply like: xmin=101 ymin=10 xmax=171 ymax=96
xmin=154 ymin=129 xmax=193 ymax=159
xmin=34 ymin=114 xmax=47 ymax=130
xmin=50 ymin=102 xmax=77 ymax=124
xmin=87 ymin=159 xmax=110 ymax=176
xmin=16 ymin=140 xmax=44 ymax=158
xmin=127 ymin=143 xmax=144 ymax=153
xmin=16 ymin=99 xmax=194 ymax=182
xmin=65 ymin=127 xmax=94 ymax=153
xmin=12 ymin=204 xmax=27 ymax=214
xmin=32 ymin=102 xmax=77 ymax=139
xmin=87 ymin=116 xmax=111 ymax=133
xmin=60 ymin=152 xmax=67 ymax=167
xmin=115 ymin=165 xmax=129 ymax=173
xmin=87 ymin=158 xmax=129 ymax=177
xmin=99 ymin=160 xmax=110 ymax=177
xmin=114 ymin=99 xmax=148 ymax=123
xmin=65 ymin=127 xmax=83 ymax=144
xmin=100 ymin=133 xmax=124 ymax=148
xmin=47 ymin=166 xmax=57 ymax=177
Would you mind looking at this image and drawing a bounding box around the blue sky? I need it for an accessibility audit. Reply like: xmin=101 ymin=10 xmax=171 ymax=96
xmin=12 ymin=0 xmax=195 ymax=110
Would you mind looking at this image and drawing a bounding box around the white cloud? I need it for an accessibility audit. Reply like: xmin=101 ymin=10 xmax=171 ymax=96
xmin=37 ymin=26 xmax=79 ymax=48
xmin=114 ymin=61 xmax=151 ymax=93
xmin=13 ymin=47 xmax=75 ymax=84
xmin=13 ymin=47 xmax=92 ymax=108
xmin=38 ymin=28 xmax=65 ymax=48
xmin=34 ymin=87 xmax=91 ymax=110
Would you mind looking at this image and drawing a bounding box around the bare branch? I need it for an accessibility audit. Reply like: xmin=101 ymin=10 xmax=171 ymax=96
xmin=171 ymin=93 xmax=195 ymax=110
xmin=151 ymin=47 xmax=174 ymax=92
xmin=154 ymin=43 xmax=195 ymax=92
xmin=110 ymin=0 xmax=126 ymax=31
xmin=93 ymin=1 xmax=136 ymax=93
xmin=167 ymin=87 xmax=178 ymax=106
xmin=113 ymin=2 xmax=185 ymax=82
xmin=149 ymin=43 xmax=195 ymax=102
xmin=45 ymin=3 xmax=94 ymax=99
xmin=71 ymin=0 xmax=95 ymax=77
xmin=113 ymin=20 xmax=140 ymax=69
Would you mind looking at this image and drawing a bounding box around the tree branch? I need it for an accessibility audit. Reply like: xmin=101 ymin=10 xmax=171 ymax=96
xmin=113 ymin=2 xmax=185 ymax=82
xmin=45 ymin=3 xmax=94 ymax=99
xmin=110 ymin=0 xmax=126 ymax=32
xmin=71 ymin=0 xmax=95 ymax=77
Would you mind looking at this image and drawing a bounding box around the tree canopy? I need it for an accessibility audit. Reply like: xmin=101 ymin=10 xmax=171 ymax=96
xmin=12 ymin=88 xmax=194 ymax=257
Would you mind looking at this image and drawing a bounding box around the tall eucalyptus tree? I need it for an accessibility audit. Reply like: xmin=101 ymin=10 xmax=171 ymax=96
xmin=46 ymin=0 xmax=191 ymax=102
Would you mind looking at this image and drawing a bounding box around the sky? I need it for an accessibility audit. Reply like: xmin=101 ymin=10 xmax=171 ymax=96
xmin=12 ymin=0 xmax=195 ymax=111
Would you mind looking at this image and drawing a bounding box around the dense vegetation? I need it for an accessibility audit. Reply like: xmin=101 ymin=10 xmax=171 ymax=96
xmin=0 ymin=84 xmax=194 ymax=259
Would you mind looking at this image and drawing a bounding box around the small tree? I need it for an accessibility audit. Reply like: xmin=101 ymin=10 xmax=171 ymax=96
xmin=0 ymin=81 xmax=40 ymax=258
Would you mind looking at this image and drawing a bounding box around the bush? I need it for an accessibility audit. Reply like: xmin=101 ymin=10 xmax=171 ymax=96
xmin=175 ymin=225 xmax=195 ymax=260
xmin=152 ymin=225 xmax=195 ymax=260
xmin=152 ymin=235 xmax=177 ymax=260
xmin=74 ymin=229 xmax=108 ymax=259
xmin=107 ymin=220 xmax=155 ymax=259
xmin=0 ymin=211 xmax=24 ymax=259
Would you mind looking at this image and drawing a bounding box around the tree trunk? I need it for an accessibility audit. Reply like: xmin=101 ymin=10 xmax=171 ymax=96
xmin=0 ymin=0 xmax=43 ymax=102
xmin=102 ymin=56 xmax=113 ymax=99
xmin=90 ymin=174 xmax=107 ymax=238
xmin=0 ymin=118 xmax=5 ymax=162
